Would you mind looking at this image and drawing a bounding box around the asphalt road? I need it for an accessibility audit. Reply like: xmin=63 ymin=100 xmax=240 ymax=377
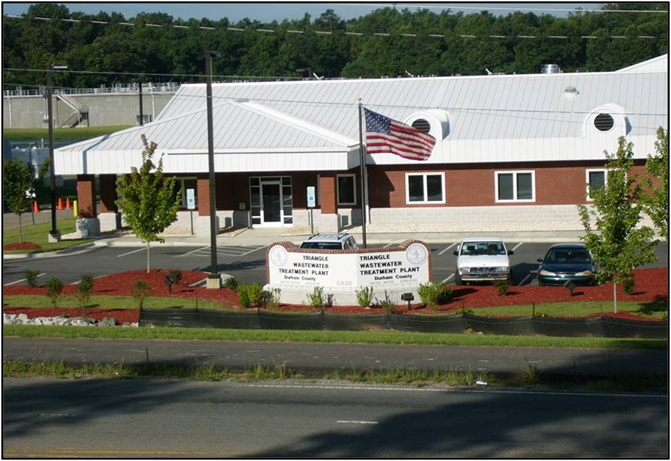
xmin=3 ymin=377 xmax=668 ymax=458
xmin=3 ymin=242 xmax=668 ymax=287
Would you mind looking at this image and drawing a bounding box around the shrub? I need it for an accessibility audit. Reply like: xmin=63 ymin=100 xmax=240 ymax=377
xmin=375 ymin=291 xmax=397 ymax=313
xmin=307 ymin=286 xmax=327 ymax=308
xmin=131 ymin=280 xmax=151 ymax=309
xmin=24 ymin=269 xmax=40 ymax=288
xmin=355 ymin=286 xmax=375 ymax=308
xmin=223 ymin=276 xmax=239 ymax=291
xmin=164 ymin=269 xmax=183 ymax=293
xmin=76 ymin=274 xmax=94 ymax=310
xmin=419 ymin=282 xmax=453 ymax=308
xmin=247 ymin=282 xmax=263 ymax=307
xmin=266 ymin=288 xmax=281 ymax=311
xmin=238 ymin=285 xmax=251 ymax=308
xmin=495 ymin=279 xmax=510 ymax=296
xmin=622 ymin=274 xmax=636 ymax=295
xmin=44 ymin=277 xmax=64 ymax=308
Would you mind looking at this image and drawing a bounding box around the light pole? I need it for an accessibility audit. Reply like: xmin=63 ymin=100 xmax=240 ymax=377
xmin=46 ymin=63 xmax=68 ymax=242
xmin=205 ymin=50 xmax=221 ymax=289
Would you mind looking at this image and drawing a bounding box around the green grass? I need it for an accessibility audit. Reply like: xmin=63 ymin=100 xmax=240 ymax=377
xmin=3 ymin=218 xmax=93 ymax=253
xmin=420 ymin=301 xmax=668 ymax=319
xmin=3 ymin=126 xmax=132 ymax=141
xmin=3 ymin=360 xmax=666 ymax=392
xmin=3 ymin=324 xmax=666 ymax=350
xmin=4 ymin=295 xmax=225 ymax=311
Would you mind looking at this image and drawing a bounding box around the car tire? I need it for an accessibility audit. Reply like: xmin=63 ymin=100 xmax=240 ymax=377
xmin=538 ymin=280 xmax=545 ymax=287
xmin=455 ymin=273 xmax=463 ymax=286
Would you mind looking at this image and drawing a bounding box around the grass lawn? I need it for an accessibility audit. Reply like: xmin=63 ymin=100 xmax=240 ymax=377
xmin=3 ymin=218 xmax=93 ymax=253
xmin=422 ymin=301 xmax=668 ymax=320
xmin=3 ymin=126 xmax=132 ymax=141
xmin=3 ymin=324 xmax=666 ymax=350
xmin=4 ymin=295 xmax=225 ymax=311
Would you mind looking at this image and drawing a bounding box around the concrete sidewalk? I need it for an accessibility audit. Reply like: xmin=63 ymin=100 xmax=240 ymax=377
xmin=3 ymin=337 xmax=666 ymax=378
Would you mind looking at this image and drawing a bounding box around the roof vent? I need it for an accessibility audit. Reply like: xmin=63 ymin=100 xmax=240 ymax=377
xmin=541 ymin=64 xmax=561 ymax=74
xmin=594 ymin=113 xmax=615 ymax=132
xmin=411 ymin=118 xmax=431 ymax=133
xmin=564 ymin=86 xmax=579 ymax=95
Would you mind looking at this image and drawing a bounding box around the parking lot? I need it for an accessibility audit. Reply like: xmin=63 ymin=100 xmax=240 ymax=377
xmin=3 ymin=241 xmax=668 ymax=288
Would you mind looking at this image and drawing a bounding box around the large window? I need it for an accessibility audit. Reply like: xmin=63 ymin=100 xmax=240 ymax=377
xmin=405 ymin=172 xmax=445 ymax=204
xmin=337 ymin=174 xmax=356 ymax=206
xmin=174 ymin=177 xmax=198 ymax=208
xmin=495 ymin=171 xmax=535 ymax=202
xmin=586 ymin=169 xmax=606 ymax=201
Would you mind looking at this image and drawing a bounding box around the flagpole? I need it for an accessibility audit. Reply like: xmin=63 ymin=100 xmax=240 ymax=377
xmin=358 ymin=100 xmax=367 ymax=249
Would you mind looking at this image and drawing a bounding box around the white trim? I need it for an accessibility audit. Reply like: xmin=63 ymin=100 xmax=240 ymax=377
xmin=405 ymin=172 xmax=446 ymax=205
xmin=495 ymin=170 xmax=536 ymax=203
xmin=336 ymin=174 xmax=357 ymax=206
xmin=585 ymin=169 xmax=607 ymax=201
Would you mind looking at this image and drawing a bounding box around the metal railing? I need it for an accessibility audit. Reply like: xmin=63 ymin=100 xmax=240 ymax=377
xmin=3 ymin=82 xmax=182 ymax=97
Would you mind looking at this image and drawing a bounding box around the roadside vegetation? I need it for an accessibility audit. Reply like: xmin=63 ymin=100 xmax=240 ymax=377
xmin=3 ymin=359 xmax=666 ymax=393
xmin=3 ymin=218 xmax=93 ymax=253
xmin=4 ymin=324 xmax=665 ymax=350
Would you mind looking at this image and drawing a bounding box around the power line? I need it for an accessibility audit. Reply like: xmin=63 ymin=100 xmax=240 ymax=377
xmin=3 ymin=14 xmax=662 ymax=40
xmin=344 ymin=3 xmax=669 ymax=14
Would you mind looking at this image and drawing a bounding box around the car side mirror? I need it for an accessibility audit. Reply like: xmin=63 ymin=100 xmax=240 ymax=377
xmin=537 ymin=258 xmax=543 ymax=263
xmin=507 ymin=250 xmax=514 ymax=255
xmin=453 ymin=251 xmax=459 ymax=256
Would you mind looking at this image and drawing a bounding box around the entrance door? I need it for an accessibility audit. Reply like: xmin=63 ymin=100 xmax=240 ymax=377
xmin=262 ymin=183 xmax=282 ymax=225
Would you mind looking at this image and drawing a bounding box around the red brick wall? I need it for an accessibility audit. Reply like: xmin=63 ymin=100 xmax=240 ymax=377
xmin=76 ymin=174 xmax=96 ymax=218
xmin=99 ymin=174 xmax=117 ymax=213
xmin=197 ymin=175 xmax=211 ymax=216
xmin=319 ymin=173 xmax=337 ymax=214
xmin=367 ymin=161 xmax=651 ymax=207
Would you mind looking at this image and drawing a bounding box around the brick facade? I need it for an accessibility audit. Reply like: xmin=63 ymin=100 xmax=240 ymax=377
xmin=99 ymin=174 xmax=118 ymax=213
xmin=76 ymin=174 xmax=97 ymax=218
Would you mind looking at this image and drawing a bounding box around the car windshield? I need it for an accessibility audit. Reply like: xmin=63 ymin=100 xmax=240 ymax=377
xmin=300 ymin=242 xmax=343 ymax=250
xmin=460 ymin=241 xmax=505 ymax=256
xmin=545 ymin=249 xmax=591 ymax=264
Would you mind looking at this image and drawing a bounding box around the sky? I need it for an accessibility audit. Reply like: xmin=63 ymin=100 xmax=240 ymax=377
xmin=3 ymin=2 xmax=607 ymax=22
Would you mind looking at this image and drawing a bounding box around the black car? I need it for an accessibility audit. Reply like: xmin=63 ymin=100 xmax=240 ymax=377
xmin=537 ymin=243 xmax=596 ymax=286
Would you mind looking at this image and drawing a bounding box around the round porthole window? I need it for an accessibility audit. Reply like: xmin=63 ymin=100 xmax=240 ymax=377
xmin=411 ymin=118 xmax=431 ymax=133
xmin=594 ymin=113 xmax=614 ymax=132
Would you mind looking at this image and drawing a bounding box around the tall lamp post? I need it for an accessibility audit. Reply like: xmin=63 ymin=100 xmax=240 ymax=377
xmin=46 ymin=63 xmax=68 ymax=243
xmin=205 ymin=50 xmax=221 ymax=289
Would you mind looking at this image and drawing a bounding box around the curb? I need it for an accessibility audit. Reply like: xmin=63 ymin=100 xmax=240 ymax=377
xmin=3 ymin=242 xmax=97 ymax=260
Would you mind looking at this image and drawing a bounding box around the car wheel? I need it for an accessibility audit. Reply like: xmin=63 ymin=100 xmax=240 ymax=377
xmin=538 ymin=280 xmax=545 ymax=287
xmin=455 ymin=273 xmax=463 ymax=286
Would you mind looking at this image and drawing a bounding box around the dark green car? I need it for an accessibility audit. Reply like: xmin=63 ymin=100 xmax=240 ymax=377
xmin=537 ymin=244 xmax=596 ymax=286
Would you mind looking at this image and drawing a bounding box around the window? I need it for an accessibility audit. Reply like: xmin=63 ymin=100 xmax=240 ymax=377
xmin=174 ymin=177 xmax=198 ymax=208
xmin=495 ymin=171 xmax=535 ymax=202
xmin=586 ymin=169 xmax=606 ymax=201
xmin=405 ymin=173 xmax=445 ymax=204
xmin=336 ymin=174 xmax=356 ymax=206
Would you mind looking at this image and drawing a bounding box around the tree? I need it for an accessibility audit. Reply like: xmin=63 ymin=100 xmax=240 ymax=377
xmin=643 ymin=127 xmax=668 ymax=241
xmin=115 ymin=135 xmax=181 ymax=273
xmin=3 ymin=157 xmax=49 ymax=244
xmin=577 ymin=137 xmax=658 ymax=313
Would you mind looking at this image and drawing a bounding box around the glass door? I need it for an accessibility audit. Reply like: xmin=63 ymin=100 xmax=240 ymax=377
xmin=262 ymin=182 xmax=282 ymax=225
xmin=250 ymin=177 xmax=293 ymax=227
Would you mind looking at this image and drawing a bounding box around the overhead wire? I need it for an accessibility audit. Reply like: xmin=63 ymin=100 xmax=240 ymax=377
xmin=342 ymin=3 xmax=669 ymax=14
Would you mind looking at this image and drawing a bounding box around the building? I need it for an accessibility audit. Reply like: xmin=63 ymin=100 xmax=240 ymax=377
xmin=55 ymin=55 xmax=668 ymax=237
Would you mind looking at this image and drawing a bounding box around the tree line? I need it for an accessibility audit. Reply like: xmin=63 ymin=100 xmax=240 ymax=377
xmin=3 ymin=3 xmax=668 ymax=89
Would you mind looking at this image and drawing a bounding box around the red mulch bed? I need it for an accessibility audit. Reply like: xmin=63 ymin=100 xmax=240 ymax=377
xmin=3 ymin=307 xmax=139 ymax=324
xmin=3 ymin=268 xmax=667 ymax=321
xmin=4 ymin=242 xmax=41 ymax=251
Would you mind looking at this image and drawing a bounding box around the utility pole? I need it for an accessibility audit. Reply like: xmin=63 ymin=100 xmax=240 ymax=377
xmin=46 ymin=63 xmax=67 ymax=242
xmin=205 ymin=50 xmax=221 ymax=289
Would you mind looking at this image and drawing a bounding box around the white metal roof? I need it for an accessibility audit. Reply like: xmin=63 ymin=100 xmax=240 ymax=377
xmin=617 ymin=54 xmax=668 ymax=73
xmin=56 ymin=55 xmax=668 ymax=175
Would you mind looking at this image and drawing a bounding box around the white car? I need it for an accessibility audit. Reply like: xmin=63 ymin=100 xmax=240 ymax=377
xmin=453 ymin=238 xmax=513 ymax=285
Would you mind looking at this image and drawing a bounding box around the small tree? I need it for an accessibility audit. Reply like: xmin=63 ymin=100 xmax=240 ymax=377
xmin=643 ymin=127 xmax=668 ymax=242
xmin=115 ymin=135 xmax=181 ymax=273
xmin=3 ymin=158 xmax=35 ymax=244
xmin=577 ymin=137 xmax=658 ymax=313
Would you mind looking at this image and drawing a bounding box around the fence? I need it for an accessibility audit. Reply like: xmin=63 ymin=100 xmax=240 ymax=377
xmin=139 ymin=309 xmax=667 ymax=339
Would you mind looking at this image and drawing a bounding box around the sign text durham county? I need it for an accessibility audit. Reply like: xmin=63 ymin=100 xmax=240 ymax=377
xmin=267 ymin=243 xmax=430 ymax=289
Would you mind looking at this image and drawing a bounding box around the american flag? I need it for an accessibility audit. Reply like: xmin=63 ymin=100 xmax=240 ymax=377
xmin=364 ymin=108 xmax=436 ymax=161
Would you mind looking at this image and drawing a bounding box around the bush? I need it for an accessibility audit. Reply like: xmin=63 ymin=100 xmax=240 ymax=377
xmin=238 ymin=283 xmax=263 ymax=308
xmin=495 ymin=279 xmax=510 ymax=296
xmin=164 ymin=269 xmax=183 ymax=293
xmin=355 ymin=286 xmax=375 ymax=308
xmin=223 ymin=276 xmax=239 ymax=291
xmin=131 ymin=280 xmax=151 ymax=309
xmin=24 ymin=269 xmax=40 ymax=288
xmin=307 ymin=286 xmax=327 ymax=308
xmin=44 ymin=277 xmax=64 ymax=308
xmin=266 ymin=288 xmax=281 ymax=311
xmin=374 ymin=291 xmax=397 ymax=313
xmin=436 ymin=282 xmax=454 ymax=304
xmin=76 ymin=274 xmax=94 ymax=310
xmin=622 ymin=275 xmax=636 ymax=295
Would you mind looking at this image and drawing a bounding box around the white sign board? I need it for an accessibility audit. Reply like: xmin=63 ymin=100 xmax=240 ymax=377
xmin=306 ymin=186 xmax=316 ymax=208
xmin=267 ymin=242 xmax=430 ymax=289
xmin=186 ymin=188 xmax=196 ymax=210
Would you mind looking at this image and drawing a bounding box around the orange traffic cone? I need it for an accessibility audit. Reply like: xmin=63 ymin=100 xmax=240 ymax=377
xmin=33 ymin=201 xmax=39 ymax=213
xmin=65 ymin=197 xmax=71 ymax=210
xmin=57 ymin=197 xmax=63 ymax=210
